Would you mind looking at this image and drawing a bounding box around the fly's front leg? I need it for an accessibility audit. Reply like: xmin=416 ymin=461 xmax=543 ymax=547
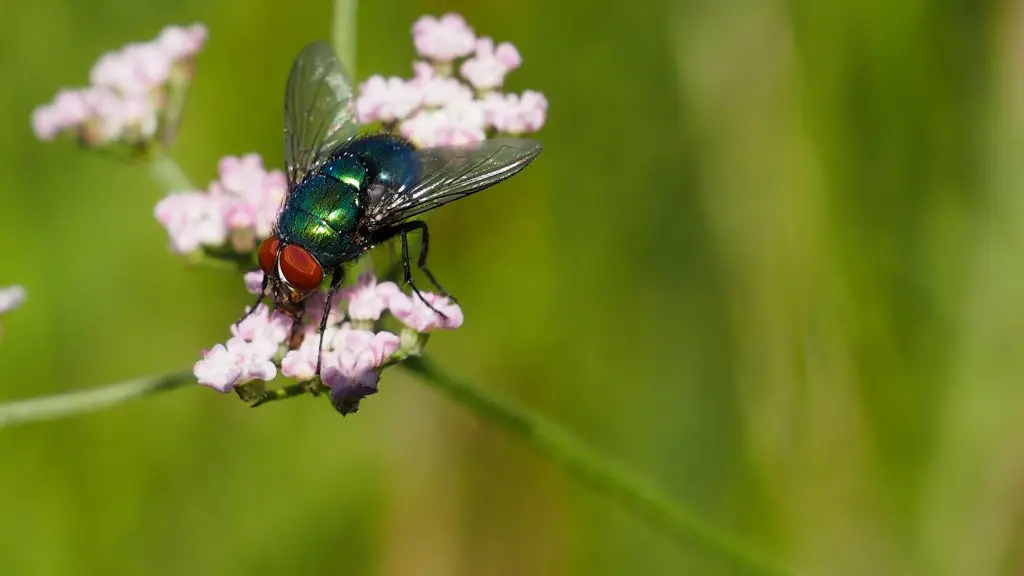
xmin=309 ymin=268 xmax=344 ymax=393
xmin=234 ymin=274 xmax=269 ymax=326
xmin=286 ymin=313 xmax=305 ymax=350
xmin=252 ymin=269 xmax=342 ymax=406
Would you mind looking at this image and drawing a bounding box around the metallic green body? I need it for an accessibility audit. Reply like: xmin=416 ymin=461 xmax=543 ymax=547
xmin=275 ymin=134 xmax=423 ymax=271
xmin=276 ymin=154 xmax=365 ymax=269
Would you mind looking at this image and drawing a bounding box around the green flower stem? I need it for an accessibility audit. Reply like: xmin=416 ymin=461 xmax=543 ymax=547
xmin=400 ymin=356 xmax=791 ymax=576
xmin=0 ymin=355 xmax=789 ymax=575
xmin=332 ymin=0 xmax=358 ymax=78
xmin=0 ymin=370 xmax=194 ymax=428
xmin=149 ymin=154 xmax=196 ymax=192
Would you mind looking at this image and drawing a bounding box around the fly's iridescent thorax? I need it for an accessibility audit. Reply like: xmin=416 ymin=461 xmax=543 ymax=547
xmin=339 ymin=133 xmax=422 ymax=209
xmin=276 ymin=154 xmax=366 ymax=269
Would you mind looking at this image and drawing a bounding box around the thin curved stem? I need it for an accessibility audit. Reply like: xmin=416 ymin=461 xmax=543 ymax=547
xmin=0 ymin=354 xmax=790 ymax=575
xmin=149 ymin=154 xmax=196 ymax=192
xmin=0 ymin=370 xmax=194 ymax=428
xmin=400 ymin=357 xmax=791 ymax=576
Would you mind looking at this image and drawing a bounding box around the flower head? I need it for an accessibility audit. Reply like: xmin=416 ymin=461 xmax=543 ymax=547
xmin=389 ymin=291 xmax=464 ymax=332
xmin=154 ymin=192 xmax=226 ymax=253
xmin=244 ymin=270 xmax=265 ymax=295
xmin=322 ymin=329 xmax=400 ymax=414
xmin=89 ymin=42 xmax=172 ymax=96
xmin=32 ymin=23 xmax=207 ymax=150
xmin=230 ymin=303 xmax=291 ymax=346
xmin=399 ymin=101 xmax=487 ymax=148
xmin=156 ymin=24 xmax=208 ymax=61
xmin=340 ymin=273 xmax=401 ymax=322
xmin=355 ymin=13 xmax=546 ymax=147
xmin=194 ymin=272 xmax=462 ymax=414
xmin=211 ymin=153 xmax=288 ymax=242
xmin=154 ymin=153 xmax=286 ymax=255
xmin=482 ymin=90 xmax=549 ymax=134
xmin=195 ymin=337 xmax=277 ymax=393
xmin=460 ymin=38 xmax=522 ymax=91
xmin=356 ymin=76 xmax=423 ymax=124
xmin=412 ymin=63 xmax=475 ymax=106
xmin=280 ymin=327 xmax=325 ymax=382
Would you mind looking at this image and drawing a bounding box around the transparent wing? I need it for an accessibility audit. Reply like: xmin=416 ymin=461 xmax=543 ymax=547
xmin=284 ymin=41 xmax=359 ymax=188
xmin=365 ymin=138 xmax=543 ymax=228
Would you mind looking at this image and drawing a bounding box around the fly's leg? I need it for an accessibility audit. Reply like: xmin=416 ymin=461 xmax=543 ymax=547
xmin=252 ymin=270 xmax=342 ymax=407
xmin=402 ymin=220 xmax=456 ymax=301
xmin=313 ymin=268 xmax=344 ymax=380
xmin=399 ymin=228 xmax=449 ymax=319
xmin=369 ymin=222 xmax=454 ymax=318
xmin=286 ymin=313 xmax=305 ymax=350
xmin=234 ymin=275 xmax=268 ymax=326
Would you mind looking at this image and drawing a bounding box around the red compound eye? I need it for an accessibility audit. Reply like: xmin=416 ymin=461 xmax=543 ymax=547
xmin=279 ymin=244 xmax=324 ymax=290
xmin=257 ymin=236 xmax=280 ymax=274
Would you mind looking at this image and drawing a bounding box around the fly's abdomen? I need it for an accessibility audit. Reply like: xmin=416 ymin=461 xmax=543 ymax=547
xmin=277 ymin=155 xmax=366 ymax=268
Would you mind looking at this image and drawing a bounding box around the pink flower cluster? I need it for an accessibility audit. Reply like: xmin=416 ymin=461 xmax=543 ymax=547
xmin=356 ymin=13 xmax=547 ymax=147
xmin=195 ymin=271 xmax=463 ymax=413
xmin=154 ymin=153 xmax=287 ymax=254
xmin=0 ymin=285 xmax=26 ymax=338
xmin=31 ymin=23 xmax=206 ymax=146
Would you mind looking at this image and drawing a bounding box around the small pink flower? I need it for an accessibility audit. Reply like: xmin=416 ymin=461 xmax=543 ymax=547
xmin=438 ymin=100 xmax=488 ymax=145
xmin=154 ymin=192 xmax=227 ymax=253
xmin=356 ymin=76 xmax=423 ymax=124
xmin=195 ymin=337 xmax=277 ymax=393
xmin=321 ymin=331 xmax=379 ymax=396
xmin=124 ymin=42 xmax=174 ymax=92
xmin=211 ymin=154 xmax=287 ymax=239
xmin=231 ymin=303 xmax=291 ymax=345
xmin=482 ymin=90 xmax=548 ymax=134
xmin=389 ymin=292 xmax=464 ymax=332
xmin=399 ymin=109 xmax=446 ymax=147
xmin=31 ymin=105 xmax=63 ymax=141
xmin=217 ymin=154 xmax=267 ymax=198
xmin=31 ymin=90 xmax=91 ymax=140
xmin=118 ymin=94 xmax=159 ymax=137
xmin=280 ymin=332 xmax=323 ymax=381
xmin=90 ymin=43 xmax=172 ymax=96
xmin=301 ymin=290 xmax=346 ymax=328
xmin=237 ymin=338 xmax=279 ymax=381
xmin=459 ymin=38 xmax=522 ymax=90
xmin=412 ymin=63 xmax=475 ymax=107
xmin=52 ymin=90 xmax=90 ymax=123
xmin=321 ymin=330 xmax=400 ymax=411
xmin=194 ymin=342 xmax=243 ymax=392
xmin=244 ymin=270 xmax=264 ymax=295
xmin=78 ymin=87 xmax=129 ymax=143
xmin=400 ymin=100 xmax=486 ymax=148
xmin=89 ymin=51 xmax=134 ymax=93
xmin=371 ymin=331 xmax=401 ymax=363
xmin=224 ymin=202 xmax=255 ymax=229
xmin=340 ymin=273 xmax=401 ymax=321
xmin=157 ymin=23 xmax=208 ymax=61
xmin=412 ymin=13 xmax=477 ymax=62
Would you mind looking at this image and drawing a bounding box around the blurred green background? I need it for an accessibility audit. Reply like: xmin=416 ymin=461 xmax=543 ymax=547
xmin=1 ymin=0 xmax=1021 ymax=574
